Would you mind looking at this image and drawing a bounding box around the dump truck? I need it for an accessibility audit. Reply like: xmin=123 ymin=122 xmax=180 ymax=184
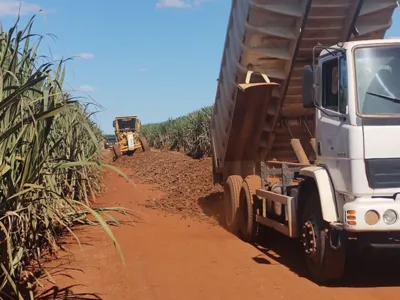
xmin=112 ymin=115 xmax=149 ymax=159
xmin=210 ymin=0 xmax=400 ymax=283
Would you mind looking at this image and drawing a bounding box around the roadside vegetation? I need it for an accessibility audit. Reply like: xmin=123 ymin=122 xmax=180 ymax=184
xmin=141 ymin=106 xmax=212 ymax=158
xmin=0 ymin=15 xmax=126 ymax=298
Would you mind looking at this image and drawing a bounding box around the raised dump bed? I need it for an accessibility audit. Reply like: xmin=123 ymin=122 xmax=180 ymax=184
xmin=210 ymin=0 xmax=398 ymax=183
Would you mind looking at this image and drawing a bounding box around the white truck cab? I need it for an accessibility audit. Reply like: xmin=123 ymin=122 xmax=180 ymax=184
xmin=303 ymin=39 xmax=400 ymax=233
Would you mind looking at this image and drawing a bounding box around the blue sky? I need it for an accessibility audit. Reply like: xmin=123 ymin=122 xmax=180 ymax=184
xmin=0 ymin=0 xmax=399 ymax=133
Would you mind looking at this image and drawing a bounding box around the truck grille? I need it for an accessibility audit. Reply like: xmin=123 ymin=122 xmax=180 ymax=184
xmin=365 ymin=158 xmax=400 ymax=189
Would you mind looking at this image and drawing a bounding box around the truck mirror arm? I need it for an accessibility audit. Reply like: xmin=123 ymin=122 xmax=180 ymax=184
xmin=315 ymin=104 xmax=347 ymax=121
xmin=312 ymin=92 xmax=346 ymax=121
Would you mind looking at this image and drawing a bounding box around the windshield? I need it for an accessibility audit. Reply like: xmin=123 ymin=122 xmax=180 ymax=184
xmin=355 ymin=46 xmax=400 ymax=115
xmin=117 ymin=118 xmax=136 ymax=131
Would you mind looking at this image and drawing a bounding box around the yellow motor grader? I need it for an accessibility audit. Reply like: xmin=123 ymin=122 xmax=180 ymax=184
xmin=112 ymin=115 xmax=149 ymax=160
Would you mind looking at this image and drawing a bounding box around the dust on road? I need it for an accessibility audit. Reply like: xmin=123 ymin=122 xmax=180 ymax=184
xmin=37 ymin=150 xmax=400 ymax=299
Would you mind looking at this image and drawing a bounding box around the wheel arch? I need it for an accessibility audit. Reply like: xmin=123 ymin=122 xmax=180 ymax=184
xmin=298 ymin=166 xmax=338 ymax=223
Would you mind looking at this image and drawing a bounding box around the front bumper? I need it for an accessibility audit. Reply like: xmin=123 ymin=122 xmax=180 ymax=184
xmin=343 ymin=197 xmax=400 ymax=232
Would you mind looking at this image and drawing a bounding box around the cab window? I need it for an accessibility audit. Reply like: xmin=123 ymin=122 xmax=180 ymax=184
xmin=321 ymin=57 xmax=347 ymax=114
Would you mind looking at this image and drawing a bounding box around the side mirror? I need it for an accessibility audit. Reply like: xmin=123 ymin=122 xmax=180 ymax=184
xmin=112 ymin=121 xmax=115 ymax=128
xmin=302 ymin=65 xmax=314 ymax=108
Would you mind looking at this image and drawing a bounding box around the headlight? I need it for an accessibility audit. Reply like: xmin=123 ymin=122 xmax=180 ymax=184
xmin=365 ymin=210 xmax=379 ymax=225
xmin=383 ymin=209 xmax=397 ymax=225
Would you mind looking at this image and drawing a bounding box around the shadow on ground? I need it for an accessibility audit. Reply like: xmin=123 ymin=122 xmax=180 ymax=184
xmin=36 ymin=285 xmax=102 ymax=300
xmin=29 ymin=254 xmax=104 ymax=300
xmin=198 ymin=191 xmax=400 ymax=288
xmin=2 ymin=264 xmax=102 ymax=300
xmin=18 ymin=231 xmax=107 ymax=300
xmin=253 ymin=229 xmax=400 ymax=288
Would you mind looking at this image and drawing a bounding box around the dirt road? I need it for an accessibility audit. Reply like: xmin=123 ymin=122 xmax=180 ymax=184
xmin=37 ymin=151 xmax=400 ymax=299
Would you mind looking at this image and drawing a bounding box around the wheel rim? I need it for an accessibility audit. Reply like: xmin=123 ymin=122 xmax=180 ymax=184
xmin=301 ymin=215 xmax=320 ymax=263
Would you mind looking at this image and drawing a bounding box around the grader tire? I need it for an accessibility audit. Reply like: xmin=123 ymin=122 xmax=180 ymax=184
xmin=113 ymin=144 xmax=122 ymax=161
xmin=239 ymin=175 xmax=262 ymax=243
xmin=140 ymin=137 xmax=150 ymax=152
xmin=224 ymin=175 xmax=243 ymax=234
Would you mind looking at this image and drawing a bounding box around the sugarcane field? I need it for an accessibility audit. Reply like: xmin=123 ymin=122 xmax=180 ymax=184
xmin=2 ymin=1 xmax=400 ymax=299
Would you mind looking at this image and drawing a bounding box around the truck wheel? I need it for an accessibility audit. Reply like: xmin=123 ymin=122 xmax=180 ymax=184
xmin=239 ymin=175 xmax=262 ymax=243
xmin=224 ymin=175 xmax=242 ymax=233
xmin=113 ymin=144 xmax=122 ymax=161
xmin=301 ymin=188 xmax=346 ymax=284
xmin=140 ymin=137 xmax=150 ymax=152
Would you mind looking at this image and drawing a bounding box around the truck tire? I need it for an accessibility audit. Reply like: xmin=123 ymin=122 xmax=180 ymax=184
xmin=239 ymin=175 xmax=262 ymax=243
xmin=113 ymin=144 xmax=122 ymax=161
xmin=300 ymin=188 xmax=346 ymax=283
xmin=224 ymin=175 xmax=242 ymax=233
xmin=140 ymin=137 xmax=150 ymax=152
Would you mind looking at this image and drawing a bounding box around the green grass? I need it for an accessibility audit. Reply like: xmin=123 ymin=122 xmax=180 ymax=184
xmin=0 ymin=15 xmax=128 ymax=298
xmin=141 ymin=106 xmax=213 ymax=158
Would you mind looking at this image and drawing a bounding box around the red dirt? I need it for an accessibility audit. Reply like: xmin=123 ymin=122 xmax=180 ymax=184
xmin=36 ymin=150 xmax=400 ymax=299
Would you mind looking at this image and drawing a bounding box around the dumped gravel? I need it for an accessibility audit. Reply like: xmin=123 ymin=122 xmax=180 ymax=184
xmin=114 ymin=150 xmax=224 ymax=223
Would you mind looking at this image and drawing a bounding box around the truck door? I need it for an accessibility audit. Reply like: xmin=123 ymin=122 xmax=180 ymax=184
xmin=315 ymin=54 xmax=352 ymax=193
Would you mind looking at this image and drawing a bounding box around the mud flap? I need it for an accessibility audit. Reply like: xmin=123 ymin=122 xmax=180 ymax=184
xmin=329 ymin=227 xmax=344 ymax=250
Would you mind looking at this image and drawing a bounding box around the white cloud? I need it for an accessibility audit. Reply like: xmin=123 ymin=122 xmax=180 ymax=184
xmin=76 ymin=52 xmax=94 ymax=60
xmin=0 ymin=0 xmax=52 ymax=16
xmin=155 ymin=0 xmax=211 ymax=8
xmin=193 ymin=0 xmax=212 ymax=5
xmin=138 ymin=67 xmax=148 ymax=72
xmin=75 ymin=85 xmax=97 ymax=93
xmin=156 ymin=0 xmax=190 ymax=8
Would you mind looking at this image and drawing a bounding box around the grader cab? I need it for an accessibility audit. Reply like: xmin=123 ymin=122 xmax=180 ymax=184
xmin=112 ymin=115 xmax=149 ymax=160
